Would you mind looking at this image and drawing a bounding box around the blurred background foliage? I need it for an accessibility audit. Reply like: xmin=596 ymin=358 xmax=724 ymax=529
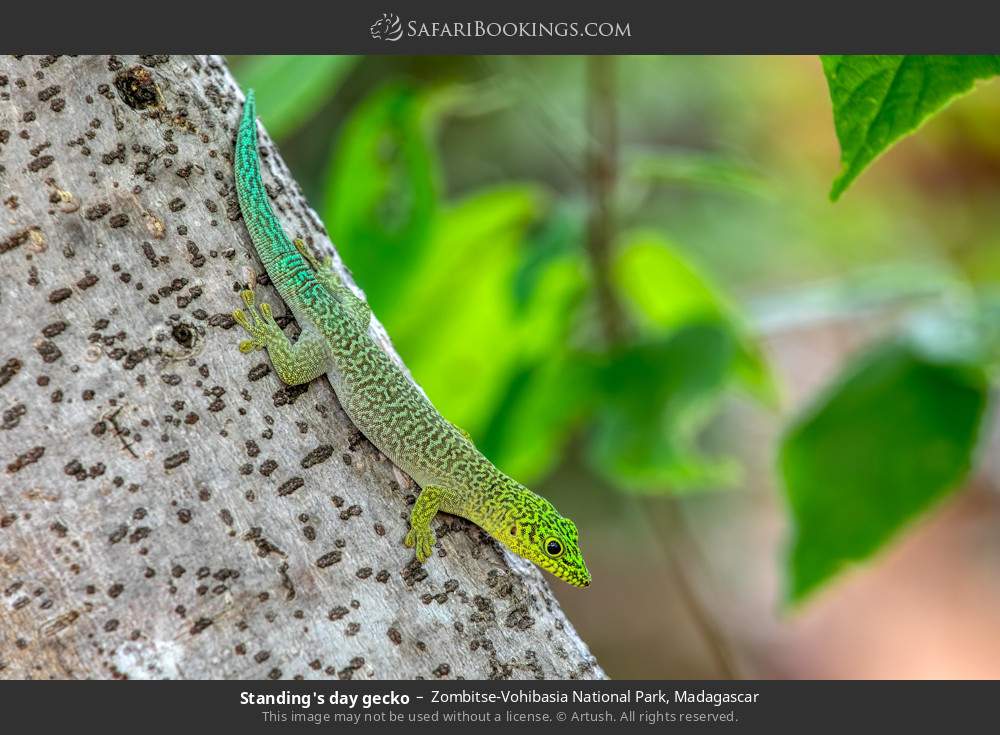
xmin=231 ymin=56 xmax=1000 ymax=678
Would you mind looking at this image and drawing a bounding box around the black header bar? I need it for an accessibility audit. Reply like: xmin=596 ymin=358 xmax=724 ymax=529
xmin=2 ymin=0 xmax=999 ymax=54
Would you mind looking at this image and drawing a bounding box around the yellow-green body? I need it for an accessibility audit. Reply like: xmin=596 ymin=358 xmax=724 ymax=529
xmin=232 ymin=91 xmax=590 ymax=587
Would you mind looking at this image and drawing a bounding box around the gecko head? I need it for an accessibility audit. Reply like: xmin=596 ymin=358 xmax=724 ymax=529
xmin=502 ymin=491 xmax=591 ymax=588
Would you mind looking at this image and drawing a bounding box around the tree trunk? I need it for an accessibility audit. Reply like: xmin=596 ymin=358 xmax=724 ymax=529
xmin=0 ymin=55 xmax=603 ymax=680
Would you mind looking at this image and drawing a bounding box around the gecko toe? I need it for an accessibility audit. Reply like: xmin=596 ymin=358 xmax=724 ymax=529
xmin=405 ymin=527 xmax=435 ymax=562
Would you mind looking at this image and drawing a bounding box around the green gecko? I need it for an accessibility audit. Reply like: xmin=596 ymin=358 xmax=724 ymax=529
xmin=231 ymin=90 xmax=591 ymax=588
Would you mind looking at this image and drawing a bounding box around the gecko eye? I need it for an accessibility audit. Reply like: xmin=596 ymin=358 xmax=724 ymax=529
xmin=545 ymin=539 xmax=563 ymax=558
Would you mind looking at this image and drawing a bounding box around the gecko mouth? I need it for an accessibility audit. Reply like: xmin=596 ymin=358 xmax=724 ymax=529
xmin=547 ymin=563 xmax=591 ymax=588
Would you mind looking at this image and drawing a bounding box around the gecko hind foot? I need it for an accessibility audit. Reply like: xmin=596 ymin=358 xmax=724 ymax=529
xmin=404 ymin=526 xmax=436 ymax=562
xmin=294 ymin=237 xmax=332 ymax=272
xmin=232 ymin=288 xmax=281 ymax=353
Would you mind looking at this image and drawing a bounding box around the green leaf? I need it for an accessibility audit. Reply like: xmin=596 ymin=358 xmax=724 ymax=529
xmin=479 ymin=352 xmax=595 ymax=483
xmin=389 ymin=186 xmax=543 ymax=435
xmin=822 ymin=55 xmax=1000 ymax=200
xmin=612 ymin=230 xmax=776 ymax=403
xmin=589 ymin=323 xmax=743 ymax=493
xmin=233 ymin=55 xmax=358 ymax=139
xmin=324 ymin=84 xmax=442 ymax=318
xmin=780 ymin=340 xmax=990 ymax=603
xmin=476 ymin=210 xmax=591 ymax=484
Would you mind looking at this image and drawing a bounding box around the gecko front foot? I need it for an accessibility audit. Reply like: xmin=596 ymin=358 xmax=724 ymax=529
xmin=404 ymin=485 xmax=444 ymax=563
xmin=404 ymin=525 xmax=437 ymax=562
xmin=232 ymin=288 xmax=281 ymax=353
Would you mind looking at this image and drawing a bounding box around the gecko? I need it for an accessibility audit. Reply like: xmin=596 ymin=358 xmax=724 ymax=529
xmin=231 ymin=90 xmax=591 ymax=588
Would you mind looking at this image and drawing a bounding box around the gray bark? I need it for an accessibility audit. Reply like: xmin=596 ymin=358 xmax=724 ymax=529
xmin=0 ymin=54 xmax=603 ymax=680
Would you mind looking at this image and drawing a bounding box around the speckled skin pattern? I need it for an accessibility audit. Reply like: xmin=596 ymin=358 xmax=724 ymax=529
xmin=232 ymin=91 xmax=591 ymax=588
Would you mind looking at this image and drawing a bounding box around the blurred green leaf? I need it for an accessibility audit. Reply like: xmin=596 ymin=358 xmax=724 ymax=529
xmin=480 ymin=353 xmax=595 ymax=483
xmin=234 ymin=55 xmax=358 ymax=139
xmin=512 ymin=202 xmax=586 ymax=307
xmin=389 ymin=186 xmax=543 ymax=435
xmin=822 ymin=55 xmax=1000 ymax=200
xmin=589 ymin=323 xmax=743 ymax=493
xmin=324 ymin=84 xmax=442 ymax=318
xmin=780 ymin=340 xmax=990 ymax=603
xmin=612 ymin=230 xmax=776 ymax=403
xmin=475 ymin=208 xmax=590 ymax=483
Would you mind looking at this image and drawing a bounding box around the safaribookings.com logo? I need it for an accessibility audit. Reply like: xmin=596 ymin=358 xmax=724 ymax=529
xmin=370 ymin=13 xmax=631 ymax=42
xmin=370 ymin=13 xmax=404 ymax=41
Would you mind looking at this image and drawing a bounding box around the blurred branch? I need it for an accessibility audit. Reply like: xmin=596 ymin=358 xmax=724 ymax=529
xmin=586 ymin=56 xmax=627 ymax=346
xmin=583 ymin=55 xmax=741 ymax=679
xmin=640 ymin=499 xmax=744 ymax=678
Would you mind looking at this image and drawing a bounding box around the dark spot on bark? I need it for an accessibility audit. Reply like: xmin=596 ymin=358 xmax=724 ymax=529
xmin=248 ymin=363 xmax=270 ymax=381
xmin=277 ymin=477 xmax=304 ymax=497
xmin=108 ymin=525 xmax=127 ymax=544
xmin=38 ymin=85 xmax=61 ymax=101
xmin=272 ymin=383 xmax=308 ymax=407
xmin=316 ymin=551 xmax=342 ymax=569
xmin=171 ymin=323 xmax=193 ymax=348
xmin=113 ymin=66 xmax=161 ymax=110
xmin=505 ymin=605 xmax=535 ymax=631
xmin=208 ymin=313 xmax=235 ymax=329
xmin=0 ymin=358 xmax=21 ymax=388
xmin=48 ymin=288 xmax=72 ymax=303
xmin=36 ymin=341 xmax=61 ymax=364
xmin=84 ymin=203 xmax=111 ymax=220
xmin=190 ymin=617 xmax=213 ymax=635
xmin=1 ymin=229 xmax=32 ymax=253
xmin=163 ymin=450 xmax=189 ymax=470
xmin=41 ymin=321 xmax=68 ymax=338
xmin=243 ymin=527 xmax=285 ymax=557
xmin=124 ymin=347 xmax=148 ymax=370
xmin=339 ymin=504 xmax=362 ymax=521
xmin=5 ymin=444 xmax=42 ymax=475
xmin=129 ymin=527 xmax=151 ymax=544
xmin=2 ymin=403 xmax=26 ymax=430
xmin=300 ymin=445 xmax=334 ymax=469
xmin=28 ymin=155 xmax=54 ymax=172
